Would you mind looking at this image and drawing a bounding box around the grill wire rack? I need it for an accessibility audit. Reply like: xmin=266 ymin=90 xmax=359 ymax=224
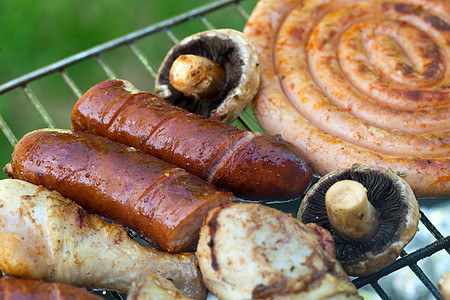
xmin=0 ymin=0 xmax=449 ymax=299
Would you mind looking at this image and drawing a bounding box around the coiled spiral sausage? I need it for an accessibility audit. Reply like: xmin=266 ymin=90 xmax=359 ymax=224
xmin=244 ymin=0 xmax=450 ymax=198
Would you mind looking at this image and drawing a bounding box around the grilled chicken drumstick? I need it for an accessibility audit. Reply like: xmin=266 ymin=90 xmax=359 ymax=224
xmin=0 ymin=179 xmax=206 ymax=300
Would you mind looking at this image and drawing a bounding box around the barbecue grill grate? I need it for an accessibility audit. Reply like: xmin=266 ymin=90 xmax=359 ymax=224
xmin=0 ymin=1 xmax=448 ymax=299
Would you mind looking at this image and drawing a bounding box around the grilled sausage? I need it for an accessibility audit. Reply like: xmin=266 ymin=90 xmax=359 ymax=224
xmin=0 ymin=277 xmax=104 ymax=300
xmin=243 ymin=0 xmax=450 ymax=198
xmin=4 ymin=129 xmax=235 ymax=253
xmin=0 ymin=179 xmax=206 ymax=299
xmin=71 ymin=79 xmax=312 ymax=202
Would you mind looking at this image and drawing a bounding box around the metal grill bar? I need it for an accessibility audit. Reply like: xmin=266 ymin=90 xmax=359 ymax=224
xmin=127 ymin=42 xmax=158 ymax=79
xmin=420 ymin=211 xmax=449 ymax=250
xmin=408 ymin=263 xmax=441 ymax=299
xmin=400 ymin=250 xmax=441 ymax=299
xmin=371 ymin=282 xmax=391 ymax=300
xmin=22 ymin=85 xmax=56 ymax=129
xmin=96 ymin=55 xmax=117 ymax=79
xmin=199 ymin=15 xmax=215 ymax=30
xmin=353 ymin=235 xmax=450 ymax=288
xmin=110 ymin=291 xmax=123 ymax=300
xmin=59 ymin=69 xmax=83 ymax=98
xmin=0 ymin=114 xmax=17 ymax=146
xmin=234 ymin=2 xmax=250 ymax=19
xmin=164 ymin=27 xmax=180 ymax=44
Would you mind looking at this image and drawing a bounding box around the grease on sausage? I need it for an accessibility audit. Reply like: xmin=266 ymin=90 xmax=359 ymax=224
xmin=5 ymin=129 xmax=235 ymax=253
xmin=71 ymin=79 xmax=312 ymax=202
xmin=0 ymin=277 xmax=104 ymax=300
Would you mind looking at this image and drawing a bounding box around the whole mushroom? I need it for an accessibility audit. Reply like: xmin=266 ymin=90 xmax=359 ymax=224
xmin=155 ymin=29 xmax=260 ymax=124
xmin=298 ymin=164 xmax=420 ymax=276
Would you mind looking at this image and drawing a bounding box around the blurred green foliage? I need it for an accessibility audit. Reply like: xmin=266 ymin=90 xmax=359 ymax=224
xmin=0 ymin=0 xmax=219 ymax=83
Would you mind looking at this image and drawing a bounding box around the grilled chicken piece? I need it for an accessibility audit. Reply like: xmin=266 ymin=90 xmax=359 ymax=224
xmin=127 ymin=274 xmax=193 ymax=300
xmin=0 ymin=277 xmax=104 ymax=300
xmin=197 ymin=203 xmax=361 ymax=300
xmin=0 ymin=179 xmax=206 ymax=300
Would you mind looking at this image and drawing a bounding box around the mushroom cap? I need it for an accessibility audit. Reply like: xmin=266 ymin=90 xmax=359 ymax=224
xmin=155 ymin=29 xmax=260 ymax=124
xmin=298 ymin=164 xmax=420 ymax=276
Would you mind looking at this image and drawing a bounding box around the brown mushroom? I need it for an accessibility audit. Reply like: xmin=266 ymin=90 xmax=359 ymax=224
xmin=155 ymin=29 xmax=260 ymax=124
xmin=298 ymin=164 xmax=420 ymax=276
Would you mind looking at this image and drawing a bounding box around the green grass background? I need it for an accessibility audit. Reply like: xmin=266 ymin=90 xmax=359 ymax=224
xmin=1 ymin=0 xmax=220 ymax=82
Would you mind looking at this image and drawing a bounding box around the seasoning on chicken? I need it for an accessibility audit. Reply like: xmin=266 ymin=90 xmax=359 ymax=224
xmin=0 ymin=179 xmax=206 ymax=300
xmin=197 ymin=202 xmax=362 ymax=299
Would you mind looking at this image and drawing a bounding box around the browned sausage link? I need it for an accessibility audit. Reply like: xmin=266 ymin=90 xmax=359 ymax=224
xmin=71 ymin=79 xmax=312 ymax=201
xmin=6 ymin=129 xmax=235 ymax=253
xmin=0 ymin=277 xmax=104 ymax=300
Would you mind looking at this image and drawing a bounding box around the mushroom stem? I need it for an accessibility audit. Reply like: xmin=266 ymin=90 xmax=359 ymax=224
xmin=325 ymin=180 xmax=380 ymax=242
xmin=169 ymin=54 xmax=226 ymax=100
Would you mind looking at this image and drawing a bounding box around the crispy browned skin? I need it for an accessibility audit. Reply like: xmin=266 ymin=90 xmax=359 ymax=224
xmin=0 ymin=277 xmax=103 ymax=300
xmin=0 ymin=179 xmax=206 ymax=299
xmin=5 ymin=129 xmax=235 ymax=253
xmin=71 ymin=79 xmax=312 ymax=202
